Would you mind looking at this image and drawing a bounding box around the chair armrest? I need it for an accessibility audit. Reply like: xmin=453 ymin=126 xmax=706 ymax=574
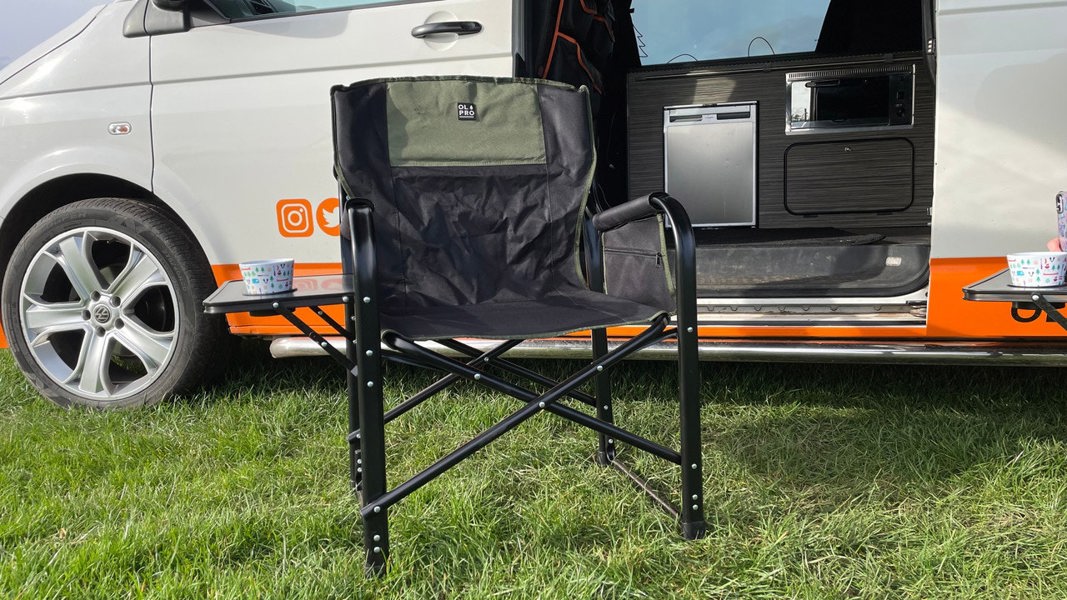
xmin=643 ymin=193 xmax=697 ymax=340
xmin=339 ymin=196 xmax=374 ymax=240
xmin=586 ymin=192 xmax=696 ymax=322
xmin=592 ymin=192 xmax=693 ymax=237
xmin=591 ymin=192 xmax=694 ymax=263
xmin=591 ymin=194 xmax=660 ymax=232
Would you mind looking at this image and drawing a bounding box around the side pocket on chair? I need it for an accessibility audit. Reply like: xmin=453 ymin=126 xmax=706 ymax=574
xmin=602 ymin=216 xmax=675 ymax=310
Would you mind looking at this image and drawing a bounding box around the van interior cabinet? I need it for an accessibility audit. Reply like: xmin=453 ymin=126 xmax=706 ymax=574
xmin=626 ymin=54 xmax=934 ymax=298
xmin=627 ymin=56 xmax=933 ymax=230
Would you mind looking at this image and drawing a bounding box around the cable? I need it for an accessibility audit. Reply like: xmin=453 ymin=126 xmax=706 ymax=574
xmin=747 ymin=36 xmax=776 ymax=56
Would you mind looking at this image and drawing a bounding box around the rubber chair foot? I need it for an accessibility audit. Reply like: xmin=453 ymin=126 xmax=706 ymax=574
xmin=681 ymin=520 xmax=707 ymax=540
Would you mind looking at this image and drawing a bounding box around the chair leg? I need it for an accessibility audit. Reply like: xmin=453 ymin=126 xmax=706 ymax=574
xmin=345 ymin=302 xmax=362 ymax=493
xmin=591 ymin=327 xmax=616 ymax=466
xmin=344 ymin=204 xmax=391 ymax=574
xmin=356 ymin=341 xmax=389 ymax=575
xmin=354 ymin=319 xmax=388 ymax=574
xmin=677 ymin=323 xmax=706 ymax=540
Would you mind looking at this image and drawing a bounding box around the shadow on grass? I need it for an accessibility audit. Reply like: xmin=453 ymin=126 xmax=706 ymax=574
xmin=693 ymin=361 xmax=1067 ymax=509
xmin=167 ymin=338 xmax=356 ymax=407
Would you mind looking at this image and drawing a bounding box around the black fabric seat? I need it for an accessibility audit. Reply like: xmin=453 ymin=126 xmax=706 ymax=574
xmin=380 ymin=286 xmax=665 ymax=340
xmin=329 ymin=76 xmax=706 ymax=574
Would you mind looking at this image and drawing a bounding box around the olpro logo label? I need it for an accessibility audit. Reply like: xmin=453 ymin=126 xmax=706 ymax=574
xmin=457 ymin=103 xmax=477 ymax=121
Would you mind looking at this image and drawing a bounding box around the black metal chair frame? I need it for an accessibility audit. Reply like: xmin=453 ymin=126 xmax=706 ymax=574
xmin=204 ymin=191 xmax=706 ymax=574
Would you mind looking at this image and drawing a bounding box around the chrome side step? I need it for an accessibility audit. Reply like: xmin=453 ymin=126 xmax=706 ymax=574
xmin=270 ymin=336 xmax=1067 ymax=366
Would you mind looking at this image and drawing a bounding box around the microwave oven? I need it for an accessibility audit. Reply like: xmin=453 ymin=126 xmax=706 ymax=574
xmin=786 ymin=65 xmax=914 ymax=134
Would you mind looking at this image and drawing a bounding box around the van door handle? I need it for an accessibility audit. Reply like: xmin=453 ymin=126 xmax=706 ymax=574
xmin=411 ymin=21 xmax=483 ymax=38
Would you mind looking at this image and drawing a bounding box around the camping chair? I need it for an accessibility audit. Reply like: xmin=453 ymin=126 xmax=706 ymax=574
xmin=334 ymin=74 xmax=706 ymax=572
xmin=205 ymin=76 xmax=705 ymax=574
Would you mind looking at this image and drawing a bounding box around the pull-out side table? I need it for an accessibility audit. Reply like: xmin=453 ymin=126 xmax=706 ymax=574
xmin=963 ymin=269 xmax=1067 ymax=330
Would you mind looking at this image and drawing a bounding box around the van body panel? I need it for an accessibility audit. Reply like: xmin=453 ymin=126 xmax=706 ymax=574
xmin=930 ymin=0 xmax=1067 ymax=259
xmin=0 ymin=2 xmax=153 ymax=227
xmin=0 ymin=85 xmax=154 ymax=204
xmin=150 ymin=0 xmax=515 ymax=265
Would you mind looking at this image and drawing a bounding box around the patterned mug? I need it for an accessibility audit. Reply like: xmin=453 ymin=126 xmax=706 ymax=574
xmin=239 ymin=258 xmax=295 ymax=295
xmin=1006 ymin=252 xmax=1067 ymax=287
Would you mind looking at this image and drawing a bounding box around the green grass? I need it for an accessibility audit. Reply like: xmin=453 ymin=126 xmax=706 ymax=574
xmin=2 ymin=344 xmax=1067 ymax=599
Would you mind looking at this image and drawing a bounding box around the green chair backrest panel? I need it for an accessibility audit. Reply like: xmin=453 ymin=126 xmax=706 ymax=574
xmin=386 ymin=79 xmax=548 ymax=167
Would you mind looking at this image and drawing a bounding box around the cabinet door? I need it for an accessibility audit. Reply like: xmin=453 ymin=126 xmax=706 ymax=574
xmin=785 ymin=138 xmax=915 ymax=216
xmin=151 ymin=0 xmax=515 ymax=264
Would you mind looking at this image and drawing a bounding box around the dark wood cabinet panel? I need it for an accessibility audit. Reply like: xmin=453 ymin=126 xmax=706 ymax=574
xmin=627 ymin=55 xmax=934 ymax=229
xmin=785 ymin=138 xmax=914 ymax=215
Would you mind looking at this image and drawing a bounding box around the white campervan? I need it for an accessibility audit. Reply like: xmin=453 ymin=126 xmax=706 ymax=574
xmin=1 ymin=0 xmax=1066 ymax=408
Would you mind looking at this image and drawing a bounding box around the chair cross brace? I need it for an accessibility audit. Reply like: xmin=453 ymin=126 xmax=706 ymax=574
xmin=384 ymin=320 xmax=683 ymax=456
xmin=611 ymin=456 xmax=681 ymax=520
xmin=377 ymin=339 xmax=525 ymax=426
xmin=434 ymin=338 xmax=599 ymax=408
xmin=363 ymin=314 xmax=680 ymax=517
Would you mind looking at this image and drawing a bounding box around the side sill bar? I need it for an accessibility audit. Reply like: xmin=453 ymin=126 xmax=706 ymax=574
xmin=270 ymin=337 xmax=1067 ymax=367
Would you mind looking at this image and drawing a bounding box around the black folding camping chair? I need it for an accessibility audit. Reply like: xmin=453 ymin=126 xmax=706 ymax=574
xmin=205 ymin=76 xmax=705 ymax=574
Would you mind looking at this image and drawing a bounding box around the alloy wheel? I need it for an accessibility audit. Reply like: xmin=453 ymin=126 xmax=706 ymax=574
xmin=18 ymin=227 xmax=179 ymax=401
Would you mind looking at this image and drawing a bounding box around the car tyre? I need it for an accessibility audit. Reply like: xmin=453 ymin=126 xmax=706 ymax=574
xmin=1 ymin=198 xmax=226 ymax=408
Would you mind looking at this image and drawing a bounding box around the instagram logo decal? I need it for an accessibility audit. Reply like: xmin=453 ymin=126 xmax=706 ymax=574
xmin=276 ymin=199 xmax=314 ymax=237
xmin=276 ymin=198 xmax=341 ymax=238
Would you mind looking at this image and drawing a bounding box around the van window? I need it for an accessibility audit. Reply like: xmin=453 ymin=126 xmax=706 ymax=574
xmin=204 ymin=0 xmax=409 ymax=20
xmin=631 ymin=0 xmax=832 ymax=65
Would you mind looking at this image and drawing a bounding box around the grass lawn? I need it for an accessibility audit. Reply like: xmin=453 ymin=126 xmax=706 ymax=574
xmin=2 ymin=344 xmax=1067 ymax=599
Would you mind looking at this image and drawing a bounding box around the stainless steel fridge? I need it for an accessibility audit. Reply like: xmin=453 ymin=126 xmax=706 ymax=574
xmin=663 ymin=102 xmax=757 ymax=227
